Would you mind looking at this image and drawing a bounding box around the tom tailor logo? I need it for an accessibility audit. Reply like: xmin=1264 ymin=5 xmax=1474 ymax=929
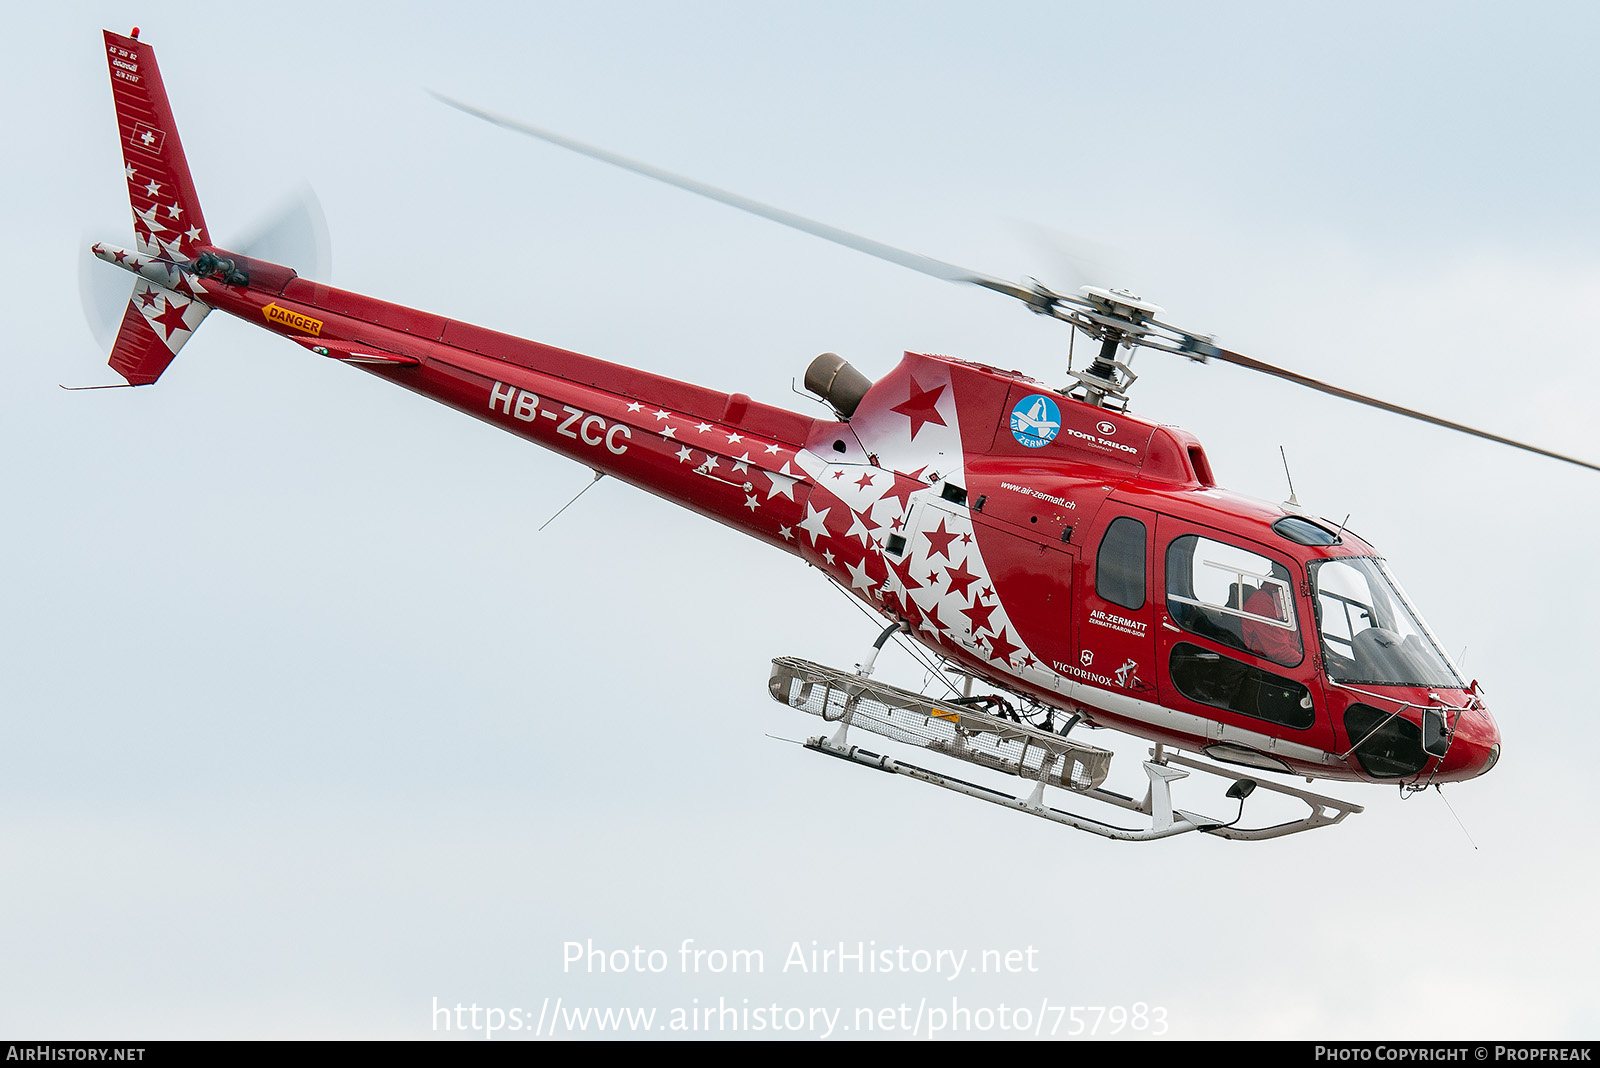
xmin=262 ymin=303 xmax=323 ymax=336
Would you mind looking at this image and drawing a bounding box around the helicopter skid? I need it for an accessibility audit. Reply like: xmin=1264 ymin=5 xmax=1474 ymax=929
xmin=769 ymin=657 xmax=1362 ymax=842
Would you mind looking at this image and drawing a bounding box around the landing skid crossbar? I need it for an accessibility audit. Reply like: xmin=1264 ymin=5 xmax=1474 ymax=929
xmin=771 ymin=657 xmax=1363 ymax=842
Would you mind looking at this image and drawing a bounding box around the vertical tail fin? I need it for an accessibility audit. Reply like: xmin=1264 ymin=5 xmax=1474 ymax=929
xmin=99 ymin=29 xmax=212 ymax=385
xmin=105 ymin=29 xmax=209 ymax=259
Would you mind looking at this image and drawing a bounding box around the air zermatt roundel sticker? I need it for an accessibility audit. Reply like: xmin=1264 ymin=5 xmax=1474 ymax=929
xmin=1010 ymin=394 xmax=1060 ymax=448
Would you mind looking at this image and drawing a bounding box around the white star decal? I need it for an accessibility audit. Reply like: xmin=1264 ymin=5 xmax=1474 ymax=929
xmin=145 ymin=179 xmax=161 ymax=197
xmin=627 ymin=402 xmax=643 ymax=412
xmin=846 ymin=511 xmax=876 ymax=547
xmin=779 ymin=525 xmax=794 ymax=541
xmin=134 ymin=204 xmax=168 ymax=236
xmin=726 ymin=432 xmax=743 ymax=445
xmin=881 ymin=561 xmax=915 ymax=602
xmin=660 ymin=425 xmax=677 ymax=439
xmin=167 ymin=202 xmax=182 ymax=219
xmin=676 ymin=446 xmax=693 ymax=463
xmin=765 ymin=468 xmax=797 ymax=501
xmin=653 ymin=410 xmax=672 ymax=421
xmin=764 ymin=443 xmax=782 ymax=455
xmin=822 ymin=549 xmax=835 ymax=565
xmin=700 ymin=455 xmax=719 ymax=473
xmin=847 ymin=557 xmax=875 ymax=593
xmin=732 ymin=453 xmax=751 ymax=474
xmin=184 ymin=225 xmax=203 ymax=243
xmin=694 ymin=422 xmax=713 ymax=434
xmin=798 ymin=503 xmax=831 ymax=546
xmin=744 ymin=494 xmax=760 ymax=511
xmin=124 ymin=164 xmax=136 ymax=180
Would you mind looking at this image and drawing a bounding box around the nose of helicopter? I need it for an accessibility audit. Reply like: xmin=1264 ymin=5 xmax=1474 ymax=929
xmin=1437 ymin=700 xmax=1501 ymax=781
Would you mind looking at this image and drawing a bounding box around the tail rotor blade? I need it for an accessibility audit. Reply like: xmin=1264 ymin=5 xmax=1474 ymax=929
xmin=228 ymin=182 xmax=332 ymax=280
xmin=78 ymin=227 xmax=128 ymax=351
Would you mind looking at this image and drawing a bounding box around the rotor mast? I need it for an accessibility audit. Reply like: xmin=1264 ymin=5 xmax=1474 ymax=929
xmin=1035 ymin=285 xmax=1218 ymax=410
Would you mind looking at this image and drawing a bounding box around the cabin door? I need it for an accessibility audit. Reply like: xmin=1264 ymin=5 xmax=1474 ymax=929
xmin=1152 ymin=516 xmax=1337 ymax=760
xmin=1071 ymin=505 xmax=1160 ymax=703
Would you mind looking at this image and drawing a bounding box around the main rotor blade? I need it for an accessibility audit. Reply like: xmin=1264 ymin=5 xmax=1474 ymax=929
xmin=1213 ymin=346 xmax=1600 ymax=473
xmin=433 ymin=95 xmax=1598 ymax=474
xmin=431 ymin=93 xmax=1042 ymax=306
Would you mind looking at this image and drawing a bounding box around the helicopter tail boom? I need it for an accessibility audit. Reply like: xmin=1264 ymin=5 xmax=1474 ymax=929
xmin=151 ymin=249 xmax=839 ymax=553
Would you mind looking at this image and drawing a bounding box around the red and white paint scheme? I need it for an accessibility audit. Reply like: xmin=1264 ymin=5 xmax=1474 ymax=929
xmin=86 ymin=30 xmax=1509 ymax=840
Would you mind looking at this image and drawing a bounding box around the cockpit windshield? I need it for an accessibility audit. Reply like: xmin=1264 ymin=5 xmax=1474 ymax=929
xmin=1309 ymin=557 xmax=1462 ymax=688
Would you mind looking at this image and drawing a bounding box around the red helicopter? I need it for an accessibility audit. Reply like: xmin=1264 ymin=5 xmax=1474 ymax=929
xmin=87 ymin=28 xmax=1587 ymax=841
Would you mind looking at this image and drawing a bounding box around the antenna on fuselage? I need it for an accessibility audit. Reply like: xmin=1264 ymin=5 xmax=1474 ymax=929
xmin=1279 ymin=446 xmax=1302 ymax=512
xmin=538 ymin=469 xmax=605 ymax=532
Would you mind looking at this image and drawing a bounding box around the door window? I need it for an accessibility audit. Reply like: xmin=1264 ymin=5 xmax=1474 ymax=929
xmin=1168 ymin=642 xmax=1315 ymax=729
xmin=1165 ymin=534 xmax=1303 ymax=667
xmin=1095 ymin=516 xmax=1147 ymax=610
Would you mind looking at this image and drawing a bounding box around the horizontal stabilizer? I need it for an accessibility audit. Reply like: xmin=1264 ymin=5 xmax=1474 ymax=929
xmin=106 ymin=276 xmax=211 ymax=385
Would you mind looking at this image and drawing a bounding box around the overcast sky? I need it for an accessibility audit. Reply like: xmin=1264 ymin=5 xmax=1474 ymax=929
xmin=4 ymin=1 xmax=1599 ymax=1040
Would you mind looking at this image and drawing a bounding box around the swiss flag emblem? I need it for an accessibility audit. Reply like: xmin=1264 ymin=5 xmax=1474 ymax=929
xmin=130 ymin=122 xmax=164 ymax=155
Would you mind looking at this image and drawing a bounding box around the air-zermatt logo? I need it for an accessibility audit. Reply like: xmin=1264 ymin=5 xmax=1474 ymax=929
xmin=1010 ymin=394 xmax=1060 ymax=449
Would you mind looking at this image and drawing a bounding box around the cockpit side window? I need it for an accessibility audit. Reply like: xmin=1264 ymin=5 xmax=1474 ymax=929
xmin=1165 ymin=534 xmax=1304 ymax=668
xmin=1095 ymin=517 xmax=1146 ymax=610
